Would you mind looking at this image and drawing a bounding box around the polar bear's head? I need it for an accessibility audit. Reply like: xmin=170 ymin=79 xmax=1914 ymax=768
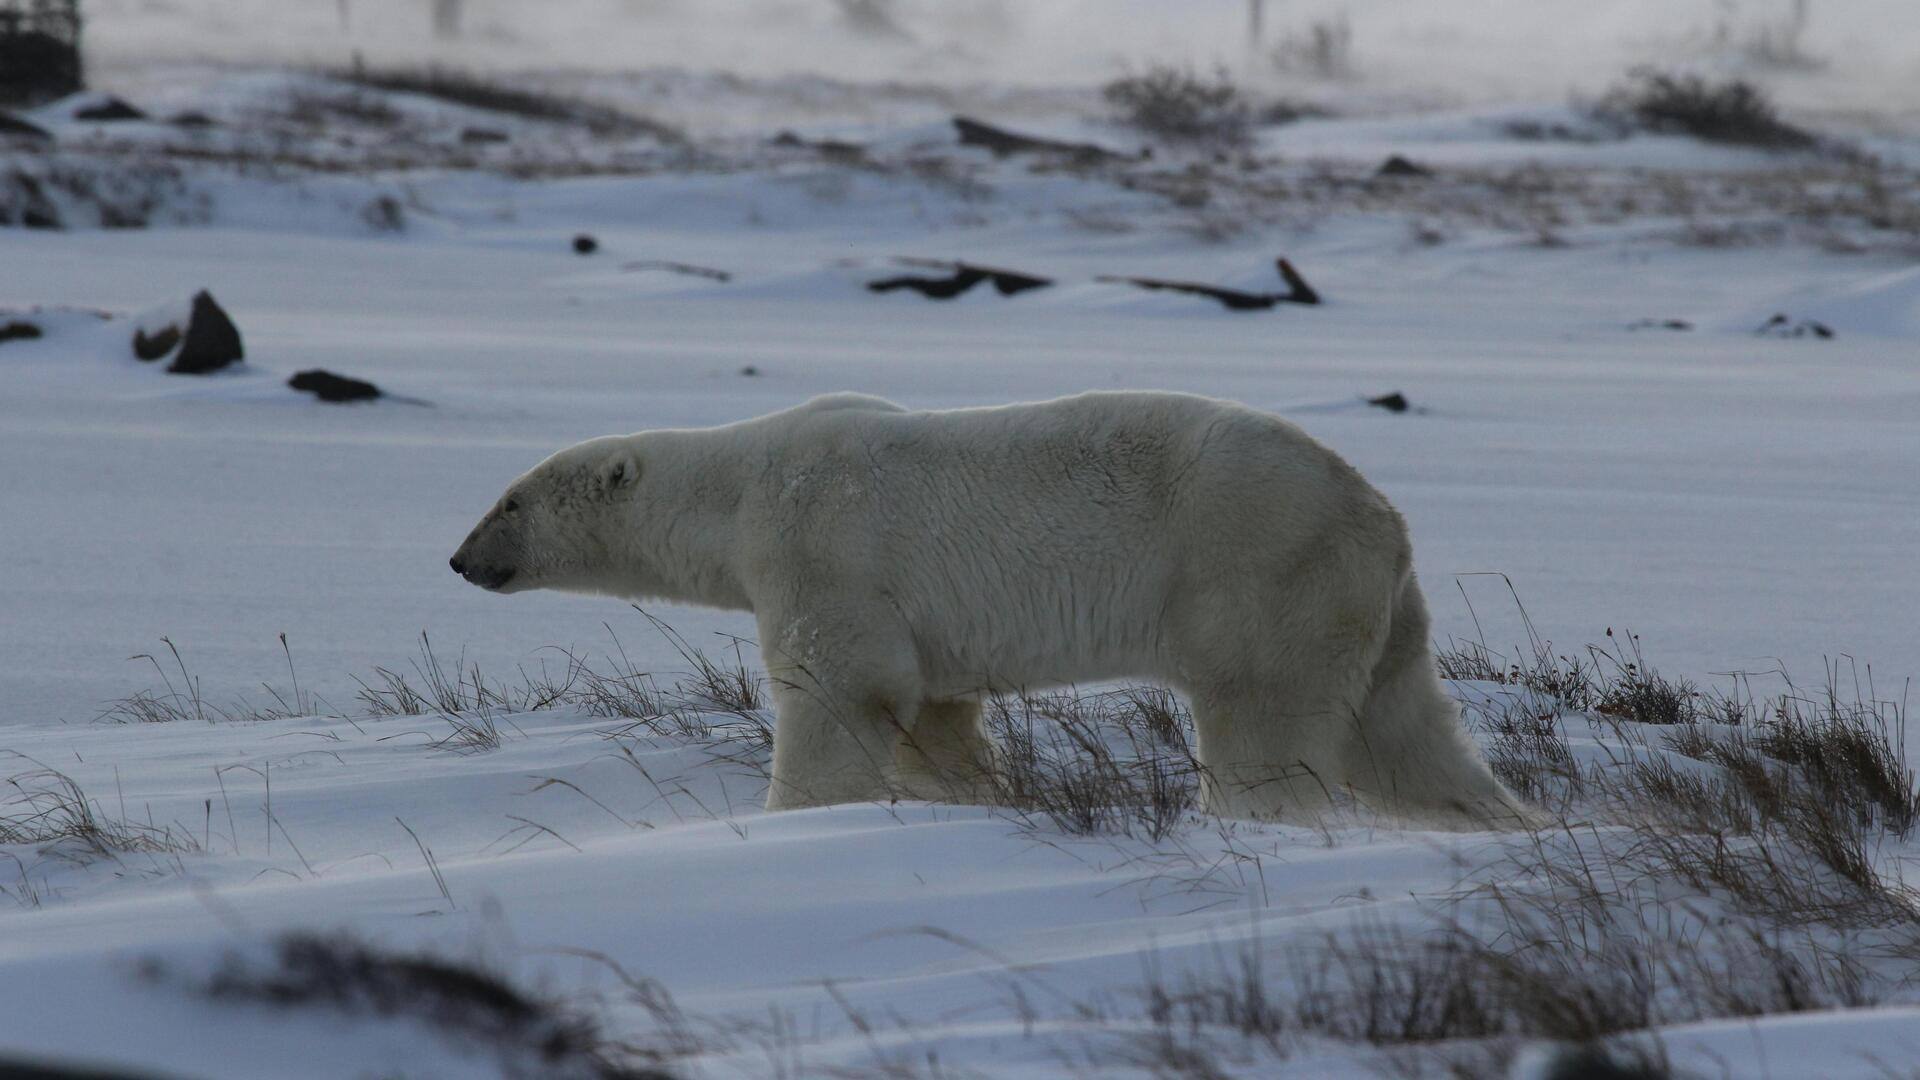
xmin=449 ymin=436 xmax=640 ymax=595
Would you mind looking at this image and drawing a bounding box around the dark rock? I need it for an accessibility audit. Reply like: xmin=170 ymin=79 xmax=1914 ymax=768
xmin=1755 ymin=312 xmax=1835 ymax=339
xmin=169 ymin=110 xmax=217 ymax=128
xmin=131 ymin=324 xmax=180 ymax=361
xmin=1366 ymin=392 xmax=1410 ymax=413
xmin=21 ymin=205 xmax=61 ymax=229
xmin=1376 ymin=154 xmax=1433 ymax=178
xmin=739 ymin=365 xmax=760 ymax=377
xmin=573 ymin=233 xmax=598 ymax=255
xmin=952 ymin=116 xmax=1125 ymax=163
xmin=868 ymin=261 xmax=1053 ymax=300
xmin=289 ymin=368 xmax=381 ymax=403
xmin=459 ymin=126 xmax=508 ymax=145
xmin=1274 ymin=257 xmax=1321 ymax=305
xmin=73 ymin=96 xmax=148 ymax=122
xmin=0 ymin=319 xmax=43 ymax=343
xmin=870 ymin=267 xmax=988 ymax=300
xmin=0 ymin=109 xmax=53 ymax=141
xmin=1096 ymin=257 xmax=1321 ymax=311
xmin=1538 ymin=1047 xmax=1668 ymax=1080
xmin=1628 ymin=318 xmax=1693 ymax=331
xmin=167 ymin=290 xmax=244 ymax=374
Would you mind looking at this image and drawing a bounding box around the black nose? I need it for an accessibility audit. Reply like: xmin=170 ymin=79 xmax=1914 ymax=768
xmin=449 ymin=555 xmax=466 ymax=575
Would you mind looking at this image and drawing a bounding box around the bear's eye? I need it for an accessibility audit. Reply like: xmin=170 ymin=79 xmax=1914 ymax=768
xmin=503 ymin=498 xmax=520 ymax=514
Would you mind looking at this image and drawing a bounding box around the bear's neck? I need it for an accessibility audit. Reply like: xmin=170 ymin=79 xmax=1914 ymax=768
xmin=619 ymin=430 xmax=753 ymax=612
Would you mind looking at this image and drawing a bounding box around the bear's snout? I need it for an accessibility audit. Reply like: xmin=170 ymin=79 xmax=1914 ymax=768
xmin=450 ymin=534 xmax=518 ymax=592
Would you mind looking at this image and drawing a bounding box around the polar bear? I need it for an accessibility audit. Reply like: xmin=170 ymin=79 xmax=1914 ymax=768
xmin=451 ymin=391 xmax=1526 ymax=827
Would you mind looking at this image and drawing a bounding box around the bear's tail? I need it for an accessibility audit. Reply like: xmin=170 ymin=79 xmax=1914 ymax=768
xmin=1345 ymin=571 xmax=1538 ymax=830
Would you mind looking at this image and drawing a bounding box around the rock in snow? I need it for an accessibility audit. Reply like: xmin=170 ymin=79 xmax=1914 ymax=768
xmin=288 ymin=368 xmax=383 ymax=403
xmin=130 ymin=290 xmax=244 ymax=373
xmin=0 ymin=319 xmax=43 ymax=344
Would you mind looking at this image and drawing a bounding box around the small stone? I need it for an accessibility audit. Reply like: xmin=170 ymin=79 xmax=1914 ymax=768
xmin=573 ymin=233 xmax=599 ymax=255
xmin=132 ymin=324 xmax=181 ymax=361
xmin=73 ymin=96 xmax=148 ymax=122
xmin=1375 ymin=154 xmax=1432 ymax=178
xmin=289 ymin=368 xmax=382 ymax=402
xmin=0 ymin=110 xmax=53 ymax=141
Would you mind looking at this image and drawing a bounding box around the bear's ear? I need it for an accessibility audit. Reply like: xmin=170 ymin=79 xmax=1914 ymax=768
xmin=593 ymin=449 xmax=641 ymax=499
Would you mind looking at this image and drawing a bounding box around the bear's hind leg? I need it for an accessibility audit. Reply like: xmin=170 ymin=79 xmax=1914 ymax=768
xmin=1173 ymin=569 xmax=1387 ymax=824
xmin=1187 ymin=681 xmax=1358 ymax=822
xmin=1339 ymin=578 xmax=1533 ymax=829
xmin=894 ymin=698 xmax=999 ymax=805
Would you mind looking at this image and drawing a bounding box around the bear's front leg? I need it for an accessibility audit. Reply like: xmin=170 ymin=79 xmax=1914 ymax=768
xmin=756 ymin=602 xmax=925 ymax=811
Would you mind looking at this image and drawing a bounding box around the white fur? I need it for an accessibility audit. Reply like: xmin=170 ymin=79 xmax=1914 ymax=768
xmin=452 ymin=391 xmax=1527 ymax=826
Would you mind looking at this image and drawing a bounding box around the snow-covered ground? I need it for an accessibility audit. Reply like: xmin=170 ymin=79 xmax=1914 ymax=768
xmin=5 ymin=14 xmax=1920 ymax=1076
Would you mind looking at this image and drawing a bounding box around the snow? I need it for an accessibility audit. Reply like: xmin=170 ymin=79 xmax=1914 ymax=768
xmin=5 ymin=11 xmax=1920 ymax=1077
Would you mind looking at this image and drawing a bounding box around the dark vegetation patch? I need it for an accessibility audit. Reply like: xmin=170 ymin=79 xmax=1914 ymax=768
xmin=285 ymin=89 xmax=399 ymax=130
xmin=1103 ymin=64 xmax=1252 ymax=148
xmin=332 ymin=64 xmax=683 ymax=143
xmin=0 ymin=0 xmax=83 ymax=106
xmin=1597 ymin=69 xmax=1816 ymax=149
xmin=194 ymin=933 xmax=672 ymax=1080
xmin=4 ymin=160 xmax=201 ymax=230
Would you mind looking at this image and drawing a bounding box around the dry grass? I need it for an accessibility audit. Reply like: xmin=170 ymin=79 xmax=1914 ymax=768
xmin=81 ymin=608 xmax=1920 ymax=1075
xmin=984 ymin=687 xmax=1201 ymax=842
xmin=1597 ymin=68 xmax=1816 ymax=149
xmin=1 ymin=758 xmax=200 ymax=860
xmin=1103 ymin=65 xmax=1252 ymax=148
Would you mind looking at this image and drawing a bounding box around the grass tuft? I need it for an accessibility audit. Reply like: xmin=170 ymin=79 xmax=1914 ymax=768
xmin=1103 ymin=64 xmax=1251 ymax=148
xmin=1598 ymin=68 xmax=1816 ymax=149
